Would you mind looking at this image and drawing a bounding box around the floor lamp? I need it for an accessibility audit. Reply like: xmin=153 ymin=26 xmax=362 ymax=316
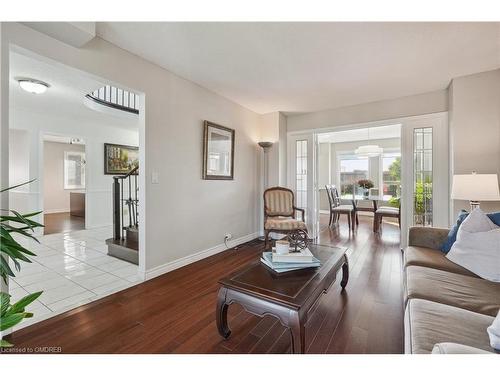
xmin=258 ymin=141 xmax=273 ymax=241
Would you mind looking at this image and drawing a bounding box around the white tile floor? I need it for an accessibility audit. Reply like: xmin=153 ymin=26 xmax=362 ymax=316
xmin=9 ymin=225 xmax=141 ymax=330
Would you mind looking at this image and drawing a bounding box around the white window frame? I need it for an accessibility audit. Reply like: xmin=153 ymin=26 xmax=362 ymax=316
xmin=337 ymin=152 xmax=370 ymax=197
xmin=64 ymin=151 xmax=86 ymax=190
xmin=380 ymin=149 xmax=401 ymax=198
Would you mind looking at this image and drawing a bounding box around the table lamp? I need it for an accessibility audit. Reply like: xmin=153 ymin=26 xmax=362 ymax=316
xmin=451 ymin=172 xmax=500 ymax=210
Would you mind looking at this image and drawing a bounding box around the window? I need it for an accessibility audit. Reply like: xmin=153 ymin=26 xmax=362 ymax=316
xmin=339 ymin=157 xmax=368 ymax=198
xmin=295 ymin=140 xmax=307 ymax=209
xmin=382 ymin=153 xmax=401 ymax=199
xmin=64 ymin=151 xmax=86 ymax=189
xmin=413 ymin=128 xmax=433 ymax=226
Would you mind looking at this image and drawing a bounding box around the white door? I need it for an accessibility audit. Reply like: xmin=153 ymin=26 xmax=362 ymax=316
xmin=401 ymin=113 xmax=449 ymax=247
xmin=287 ymin=133 xmax=318 ymax=239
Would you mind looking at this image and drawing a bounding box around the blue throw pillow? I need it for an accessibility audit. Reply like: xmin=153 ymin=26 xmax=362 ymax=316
xmin=440 ymin=210 xmax=469 ymax=253
xmin=487 ymin=211 xmax=500 ymax=226
xmin=440 ymin=210 xmax=500 ymax=253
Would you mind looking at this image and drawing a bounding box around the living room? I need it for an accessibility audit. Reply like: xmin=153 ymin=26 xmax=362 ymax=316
xmin=1 ymin=1 xmax=499 ymax=374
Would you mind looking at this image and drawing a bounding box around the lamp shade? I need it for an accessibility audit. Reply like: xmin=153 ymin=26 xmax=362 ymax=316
xmin=451 ymin=174 xmax=500 ymax=201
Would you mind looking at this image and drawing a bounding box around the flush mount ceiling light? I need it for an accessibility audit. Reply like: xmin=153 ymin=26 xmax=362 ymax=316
xmin=16 ymin=77 xmax=50 ymax=94
xmin=354 ymin=144 xmax=384 ymax=157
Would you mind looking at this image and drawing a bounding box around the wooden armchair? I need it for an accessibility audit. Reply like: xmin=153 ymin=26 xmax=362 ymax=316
xmin=263 ymin=187 xmax=307 ymax=249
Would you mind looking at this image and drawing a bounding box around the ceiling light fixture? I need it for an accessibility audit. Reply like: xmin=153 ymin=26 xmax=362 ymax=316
xmin=354 ymin=144 xmax=384 ymax=158
xmin=16 ymin=77 xmax=50 ymax=94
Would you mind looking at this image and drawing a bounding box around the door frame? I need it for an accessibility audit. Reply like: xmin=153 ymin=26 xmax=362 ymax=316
xmin=286 ymin=111 xmax=449 ymax=245
xmin=38 ymin=131 xmax=89 ymax=233
xmin=287 ymin=132 xmax=318 ymax=238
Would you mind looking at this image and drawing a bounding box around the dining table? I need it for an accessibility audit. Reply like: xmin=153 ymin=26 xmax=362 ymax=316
xmin=344 ymin=194 xmax=395 ymax=228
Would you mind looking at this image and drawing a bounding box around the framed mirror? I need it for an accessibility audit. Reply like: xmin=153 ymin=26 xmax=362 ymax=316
xmin=202 ymin=121 xmax=235 ymax=180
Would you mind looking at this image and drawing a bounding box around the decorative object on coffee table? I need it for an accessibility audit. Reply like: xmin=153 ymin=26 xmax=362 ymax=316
xmin=202 ymin=120 xmax=235 ymax=180
xmin=286 ymin=229 xmax=309 ymax=252
xmin=216 ymin=244 xmax=349 ymax=354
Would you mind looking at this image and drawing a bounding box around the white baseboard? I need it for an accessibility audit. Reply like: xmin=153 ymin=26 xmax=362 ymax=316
xmin=44 ymin=209 xmax=69 ymax=214
xmin=144 ymin=231 xmax=259 ymax=281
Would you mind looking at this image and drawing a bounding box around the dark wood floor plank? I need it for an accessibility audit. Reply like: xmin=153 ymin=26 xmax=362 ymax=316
xmin=7 ymin=215 xmax=403 ymax=354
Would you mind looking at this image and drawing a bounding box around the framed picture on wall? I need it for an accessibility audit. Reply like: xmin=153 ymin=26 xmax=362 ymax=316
xmin=202 ymin=121 xmax=235 ymax=180
xmin=104 ymin=143 xmax=139 ymax=175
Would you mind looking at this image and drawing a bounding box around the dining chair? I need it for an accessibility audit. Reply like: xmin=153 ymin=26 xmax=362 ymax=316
xmin=373 ymin=199 xmax=401 ymax=232
xmin=326 ymin=185 xmax=356 ymax=231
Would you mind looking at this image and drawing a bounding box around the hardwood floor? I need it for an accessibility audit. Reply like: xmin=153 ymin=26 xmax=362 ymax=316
xmin=6 ymin=215 xmax=403 ymax=354
xmin=44 ymin=213 xmax=85 ymax=235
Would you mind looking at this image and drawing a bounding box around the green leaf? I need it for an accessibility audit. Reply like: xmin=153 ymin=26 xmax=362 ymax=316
xmin=0 ymin=226 xmax=14 ymax=241
xmin=0 ymin=214 xmax=43 ymax=229
xmin=0 ymin=312 xmax=24 ymax=331
xmin=0 ymin=339 xmax=14 ymax=348
xmin=1 ymin=292 xmax=10 ymax=317
xmin=8 ymin=291 xmax=42 ymax=314
xmin=0 ymin=255 xmax=15 ymax=278
xmin=2 ymin=225 xmax=41 ymax=244
xmin=0 ymin=179 xmax=36 ymax=193
xmin=1 ymin=244 xmax=32 ymax=263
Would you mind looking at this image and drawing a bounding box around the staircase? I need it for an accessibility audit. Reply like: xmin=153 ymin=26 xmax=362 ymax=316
xmin=106 ymin=166 xmax=139 ymax=264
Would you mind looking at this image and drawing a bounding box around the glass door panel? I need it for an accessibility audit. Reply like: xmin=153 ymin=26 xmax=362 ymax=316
xmin=413 ymin=128 xmax=433 ymax=226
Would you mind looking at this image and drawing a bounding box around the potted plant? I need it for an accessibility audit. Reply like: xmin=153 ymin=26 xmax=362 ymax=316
xmin=357 ymin=179 xmax=374 ymax=197
xmin=1 ymin=180 xmax=44 ymax=348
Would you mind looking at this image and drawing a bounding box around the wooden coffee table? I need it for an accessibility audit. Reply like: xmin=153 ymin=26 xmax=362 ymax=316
xmin=216 ymin=244 xmax=348 ymax=354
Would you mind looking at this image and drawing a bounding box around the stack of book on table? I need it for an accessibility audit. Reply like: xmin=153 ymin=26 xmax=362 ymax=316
xmin=261 ymin=247 xmax=321 ymax=273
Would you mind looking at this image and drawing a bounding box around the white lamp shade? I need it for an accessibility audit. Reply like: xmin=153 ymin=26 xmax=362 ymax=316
xmin=451 ymin=174 xmax=500 ymax=201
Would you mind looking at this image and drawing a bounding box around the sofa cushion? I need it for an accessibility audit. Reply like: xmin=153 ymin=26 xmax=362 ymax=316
xmin=431 ymin=342 xmax=494 ymax=354
xmin=441 ymin=210 xmax=500 ymax=253
xmin=404 ymin=246 xmax=478 ymax=277
xmin=405 ymin=266 xmax=500 ymax=317
xmin=405 ymin=299 xmax=495 ymax=354
xmin=446 ymin=209 xmax=500 ymax=282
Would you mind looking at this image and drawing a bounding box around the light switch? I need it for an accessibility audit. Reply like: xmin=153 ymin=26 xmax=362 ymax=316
xmin=151 ymin=171 xmax=159 ymax=184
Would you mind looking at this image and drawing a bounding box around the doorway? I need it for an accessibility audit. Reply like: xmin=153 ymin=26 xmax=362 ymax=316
xmin=42 ymin=135 xmax=86 ymax=235
xmin=7 ymin=47 xmax=146 ymax=330
xmin=287 ymin=112 xmax=449 ymax=244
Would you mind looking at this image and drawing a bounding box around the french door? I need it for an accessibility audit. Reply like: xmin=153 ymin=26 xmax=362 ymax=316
xmin=287 ymin=133 xmax=318 ymax=239
xmin=400 ymin=113 xmax=449 ymax=247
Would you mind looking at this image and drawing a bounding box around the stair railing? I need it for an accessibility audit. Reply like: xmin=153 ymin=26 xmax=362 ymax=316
xmin=113 ymin=166 xmax=139 ymax=241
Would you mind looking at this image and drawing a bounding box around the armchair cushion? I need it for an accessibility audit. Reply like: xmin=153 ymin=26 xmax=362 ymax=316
xmin=264 ymin=189 xmax=294 ymax=216
xmin=265 ymin=218 xmax=307 ymax=230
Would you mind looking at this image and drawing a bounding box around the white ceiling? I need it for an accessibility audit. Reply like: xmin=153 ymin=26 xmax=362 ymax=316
xmin=9 ymin=51 xmax=139 ymax=130
xmin=96 ymin=22 xmax=500 ymax=114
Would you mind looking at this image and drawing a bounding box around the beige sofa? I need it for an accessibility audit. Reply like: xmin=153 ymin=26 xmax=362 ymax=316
xmin=403 ymin=227 xmax=500 ymax=354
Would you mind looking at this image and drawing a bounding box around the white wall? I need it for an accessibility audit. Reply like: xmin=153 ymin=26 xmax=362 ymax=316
xmin=10 ymin=109 xmax=139 ymax=229
xmin=9 ymin=128 xmax=29 ymax=187
xmin=2 ymin=23 xmax=262 ymax=278
xmin=43 ymin=141 xmax=85 ymax=214
xmin=449 ymin=68 xmax=500 ymax=215
xmin=287 ymin=89 xmax=448 ymax=132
